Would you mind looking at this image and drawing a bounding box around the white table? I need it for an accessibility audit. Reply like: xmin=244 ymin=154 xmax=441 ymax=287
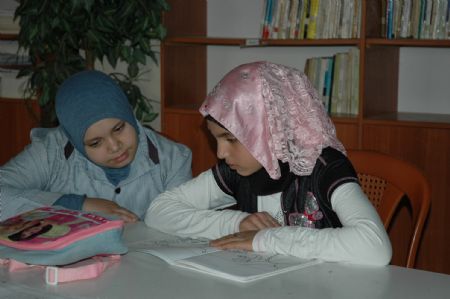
xmin=1 ymin=222 xmax=450 ymax=299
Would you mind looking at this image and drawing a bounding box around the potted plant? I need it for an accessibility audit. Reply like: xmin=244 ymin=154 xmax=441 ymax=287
xmin=15 ymin=0 xmax=169 ymax=127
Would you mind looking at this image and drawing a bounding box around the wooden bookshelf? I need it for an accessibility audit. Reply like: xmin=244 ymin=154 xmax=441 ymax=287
xmin=160 ymin=0 xmax=450 ymax=274
xmin=0 ymin=33 xmax=18 ymax=40
xmin=0 ymin=98 xmax=39 ymax=164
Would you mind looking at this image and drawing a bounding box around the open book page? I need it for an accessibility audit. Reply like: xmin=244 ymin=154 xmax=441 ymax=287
xmin=128 ymin=235 xmax=321 ymax=282
xmin=128 ymin=236 xmax=219 ymax=265
xmin=176 ymin=250 xmax=322 ymax=282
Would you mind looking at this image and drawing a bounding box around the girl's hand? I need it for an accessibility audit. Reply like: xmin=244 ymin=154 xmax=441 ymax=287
xmin=83 ymin=198 xmax=139 ymax=223
xmin=239 ymin=212 xmax=280 ymax=231
xmin=210 ymin=231 xmax=258 ymax=251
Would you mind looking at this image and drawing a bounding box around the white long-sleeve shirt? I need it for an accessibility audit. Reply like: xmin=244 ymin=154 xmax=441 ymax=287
xmin=145 ymin=170 xmax=392 ymax=266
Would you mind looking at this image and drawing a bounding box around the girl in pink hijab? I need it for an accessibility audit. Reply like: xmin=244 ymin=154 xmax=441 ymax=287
xmin=145 ymin=61 xmax=392 ymax=265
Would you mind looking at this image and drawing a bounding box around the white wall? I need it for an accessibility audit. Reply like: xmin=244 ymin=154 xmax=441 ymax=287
xmin=398 ymin=48 xmax=450 ymax=114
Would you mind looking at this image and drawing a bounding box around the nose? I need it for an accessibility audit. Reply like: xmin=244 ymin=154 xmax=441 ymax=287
xmin=216 ymin=142 xmax=228 ymax=159
xmin=107 ymin=137 xmax=121 ymax=153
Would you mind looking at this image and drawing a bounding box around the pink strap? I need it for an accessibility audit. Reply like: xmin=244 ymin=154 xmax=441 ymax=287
xmin=45 ymin=255 xmax=121 ymax=285
xmin=1 ymin=255 xmax=120 ymax=285
xmin=0 ymin=258 xmax=42 ymax=271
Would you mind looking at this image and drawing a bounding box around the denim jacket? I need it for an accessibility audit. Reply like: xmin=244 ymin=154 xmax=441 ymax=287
xmin=0 ymin=124 xmax=192 ymax=221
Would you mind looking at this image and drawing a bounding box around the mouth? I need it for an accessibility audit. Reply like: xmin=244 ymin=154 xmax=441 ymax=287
xmin=227 ymin=163 xmax=237 ymax=170
xmin=113 ymin=151 xmax=129 ymax=164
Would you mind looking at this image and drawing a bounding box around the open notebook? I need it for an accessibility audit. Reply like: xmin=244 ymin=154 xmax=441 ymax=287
xmin=129 ymin=236 xmax=321 ymax=283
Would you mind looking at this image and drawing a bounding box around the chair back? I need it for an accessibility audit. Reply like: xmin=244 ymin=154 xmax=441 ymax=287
xmin=347 ymin=150 xmax=431 ymax=268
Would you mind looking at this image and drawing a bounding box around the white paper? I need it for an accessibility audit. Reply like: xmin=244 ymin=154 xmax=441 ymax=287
xmin=131 ymin=236 xmax=321 ymax=283
xmin=177 ymin=249 xmax=322 ymax=282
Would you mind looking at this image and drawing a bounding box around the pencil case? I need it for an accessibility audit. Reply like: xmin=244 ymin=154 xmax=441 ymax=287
xmin=0 ymin=206 xmax=128 ymax=265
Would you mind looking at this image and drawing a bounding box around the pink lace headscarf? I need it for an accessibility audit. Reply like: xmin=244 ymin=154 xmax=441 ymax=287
xmin=199 ymin=61 xmax=345 ymax=179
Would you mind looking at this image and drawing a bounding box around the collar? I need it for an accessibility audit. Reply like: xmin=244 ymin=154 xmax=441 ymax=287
xmin=246 ymin=161 xmax=293 ymax=196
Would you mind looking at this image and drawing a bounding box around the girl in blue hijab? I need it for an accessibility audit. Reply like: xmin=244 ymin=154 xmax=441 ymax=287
xmin=56 ymin=70 xmax=139 ymax=185
xmin=0 ymin=70 xmax=192 ymax=222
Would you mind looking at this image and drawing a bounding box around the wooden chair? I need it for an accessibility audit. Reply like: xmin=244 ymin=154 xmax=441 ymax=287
xmin=346 ymin=150 xmax=431 ymax=268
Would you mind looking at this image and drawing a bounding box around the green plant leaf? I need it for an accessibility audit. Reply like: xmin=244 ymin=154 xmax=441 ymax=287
xmin=127 ymin=63 xmax=139 ymax=78
xmin=16 ymin=0 xmax=168 ymax=125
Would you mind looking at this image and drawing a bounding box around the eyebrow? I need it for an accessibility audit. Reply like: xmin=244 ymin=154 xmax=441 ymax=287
xmin=216 ymin=132 xmax=235 ymax=138
xmin=84 ymin=136 xmax=100 ymax=145
xmin=84 ymin=120 xmax=124 ymax=144
xmin=112 ymin=120 xmax=125 ymax=129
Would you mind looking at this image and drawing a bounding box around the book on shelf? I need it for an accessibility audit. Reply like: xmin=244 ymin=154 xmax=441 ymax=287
xmin=304 ymin=48 xmax=359 ymax=116
xmin=352 ymin=0 xmax=362 ymax=38
xmin=340 ymin=0 xmax=353 ymax=38
xmin=297 ymin=0 xmax=309 ymax=39
xmin=262 ymin=0 xmax=274 ymax=39
xmin=422 ymin=0 xmax=433 ymax=39
xmin=330 ymin=49 xmax=359 ymax=116
xmin=315 ymin=0 xmax=329 ymax=38
xmin=433 ymin=0 xmax=449 ymax=39
xmin=387 ymin=0 xmax=450 ymax=40
xmin=261 ymin=0 xmax=361 ymax=40
xmin=386 ymin=0 xmax=394 ymax=38
xmin=278 ymin=0 xmax=291 ymax=39
xmin=304 ymin=56 xmax=332 ymax=112
xmin=130 ymin=236 xmax=321 ymax=283
xmin=399 ymin=0 xmax=412 ymax=38
xmin=323 ymin=57 xmax=334 ymax=113
xmin=417 ymin=0 xmax=426 ymax=38
xmin=270 ymin=0 xmax=283 ymax=38
xmin=288 ymin=0 xmax=300 ymax=39
xmin=349 ymin=47 xmax=360 ymax=116
xmin=447 ymin=0 xmax=450 ymax=39
xmin=317 ymin=57 xmax=328 ymax=107
xmin=429 ymin=0 xmax=449 ymax=39
xmin=381 ymin=0 xmax=387 ymax=37
xmin=392 ymin=0 xmax=403 ymax=38
xmin=306 ymin=0 xmax=320 ymax=39
xmin=410 ymin=0 xmax=422 ymax=38
xmin=325 ymin=0 xmax=337 ymax=39
xmin=330 ymin=52 xmax=348 ymax=115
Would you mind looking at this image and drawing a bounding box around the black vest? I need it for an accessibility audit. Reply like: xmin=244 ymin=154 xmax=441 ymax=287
xmin=212 ymin=147 xmax=359 ymax=229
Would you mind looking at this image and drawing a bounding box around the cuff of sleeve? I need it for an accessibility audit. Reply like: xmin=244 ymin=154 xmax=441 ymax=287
xmin=252 ymin=228 xmax=270 ymax=252
xmin=53 ymin=194 xmax=86 ymax=210
xmin=233 ymin=212 xmax=250 ymax=233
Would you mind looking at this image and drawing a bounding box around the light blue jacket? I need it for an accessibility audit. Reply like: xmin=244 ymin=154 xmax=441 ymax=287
xmin=0 ymin=124 xmax=192 ymax=221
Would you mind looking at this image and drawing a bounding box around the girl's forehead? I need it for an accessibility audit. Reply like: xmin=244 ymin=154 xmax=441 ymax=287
xmin=84 ymin=118 xmax=123 ymax=139
xmin=206 ymin=120 xmax=235 ymax=137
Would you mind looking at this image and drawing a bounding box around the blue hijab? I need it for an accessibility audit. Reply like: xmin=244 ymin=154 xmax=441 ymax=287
xmin=55 ymin=70 xmax=139 ymax=185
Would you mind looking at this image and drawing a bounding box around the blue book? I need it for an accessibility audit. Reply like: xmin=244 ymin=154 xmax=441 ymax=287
xmin=262 ymin=0 xmax=274 ymax=38
xmin=387 ymin=0 xmax=394 ymax=39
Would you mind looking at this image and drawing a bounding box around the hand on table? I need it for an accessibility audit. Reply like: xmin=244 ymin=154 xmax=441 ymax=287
xmin=210 ymin=212 xmax=280 ymax=251
xmin=83 ymin=198 xmax=139 ymax=223
xmin=239 ymin=212 xmax=281 ymax=231
xmin=210 ymin=230 xmax=259 ymax=251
